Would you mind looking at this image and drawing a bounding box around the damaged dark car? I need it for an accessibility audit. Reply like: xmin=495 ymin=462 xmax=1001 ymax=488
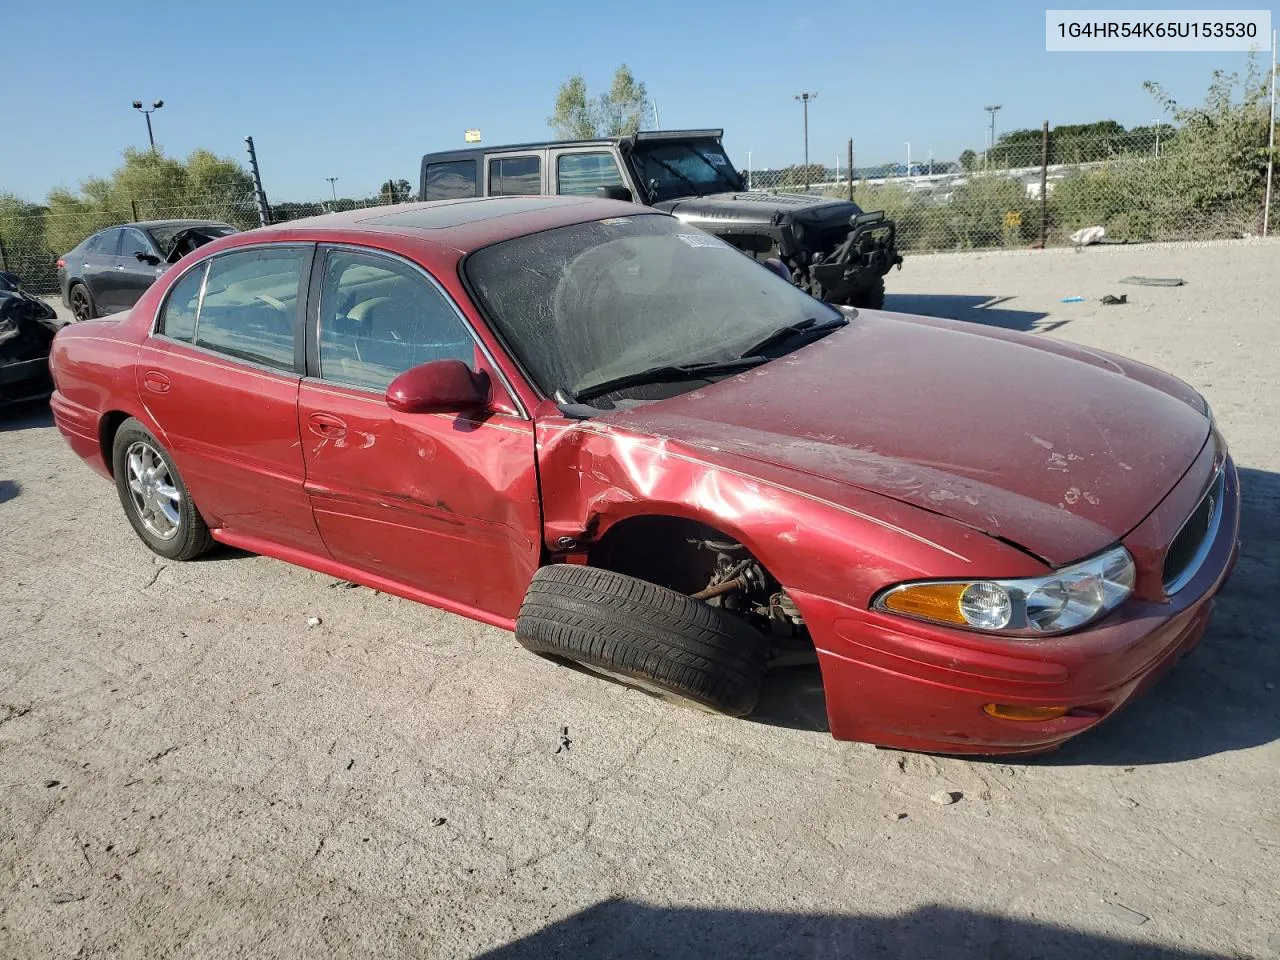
xmin=0 ymin=271 xmax=61 ymax=406
xmin=419 ymin=129 xmax=901 ymax=308
xmin=57 ymin=220 xmax=238 ymax=321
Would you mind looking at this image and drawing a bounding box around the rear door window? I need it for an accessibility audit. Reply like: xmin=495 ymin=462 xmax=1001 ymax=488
xmin=488 ymin=155 xmax=541 ymax=196
xmin=424 ymin=160 xmax=478 ymax=200
xmin=88 ymin=229 xmax=121 ymax=256
xmin=556 ymin=152 xmax=624 ymax=196
xmin=194 ymin=247 xmax=305 ymax=372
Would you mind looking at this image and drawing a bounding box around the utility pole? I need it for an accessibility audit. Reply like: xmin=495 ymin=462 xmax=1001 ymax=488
xmin=745 ymin=150 xmax=752 ymax=190
xmin=905 ymin=142 xmax=911 ymax=178
xmin=244 ymin=136 xmax=271 ymax=227
xmin=326 ymin=177 xmax=339 ymax=203
xmin=132 ymin=100 xmax=164 ymax=152
xmin=794 ymin=92 xmax=818 ymax=187
xmin=984 ymin=104 xmax=1002 ymax=169
xmin=651 ymin=98 xmax=661 ymax=131
xmin=1153 ymin=118 xmax=1161 ymax=157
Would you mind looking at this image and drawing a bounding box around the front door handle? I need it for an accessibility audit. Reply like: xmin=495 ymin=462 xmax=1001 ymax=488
xmin=142 ymin=371 xmax=171 ymax=394
xmin=308 ymin=412 xmax=348 ymax=439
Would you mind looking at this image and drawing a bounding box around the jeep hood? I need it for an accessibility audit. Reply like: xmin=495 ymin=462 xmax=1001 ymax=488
xmin=600 ymin=312 xmax=1210 ymax=565
xmin=653 ymin=191 xmax=862 ymax=226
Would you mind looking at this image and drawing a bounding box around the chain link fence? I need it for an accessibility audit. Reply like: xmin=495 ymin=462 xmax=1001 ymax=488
xmin=3 ymin=120 xmax=1274 ymax=298
xmin=0 ymin=192 xmax=399 ymax=298
xmin=746 ymin=124 xmax=1275 ymax=253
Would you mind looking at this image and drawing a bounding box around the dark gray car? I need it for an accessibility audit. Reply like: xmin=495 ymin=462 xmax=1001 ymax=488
xmin=57 ymin=220 xmax=238 ymax=321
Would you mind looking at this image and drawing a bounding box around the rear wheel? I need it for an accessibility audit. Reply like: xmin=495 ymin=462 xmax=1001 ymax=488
xmin=111 ymin=419 xmax=213 ymax=561
xmin=515 ymin=564 xmax=770 ymax=717
xmin=69 ymin=283 xmax=97 ymax=321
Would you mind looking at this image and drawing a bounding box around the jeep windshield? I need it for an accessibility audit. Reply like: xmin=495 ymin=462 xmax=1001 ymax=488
xmin=464 ymin=214 xmax=843 ymax=405
xmin=629 ymin=139 xmax=743 ymax=203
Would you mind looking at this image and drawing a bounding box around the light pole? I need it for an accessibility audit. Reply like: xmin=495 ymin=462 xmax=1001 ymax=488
xmin=905 ymin=142 xmax=911 ymax=178
xmin=132 ymin=100 xmax=164 ymax=151
xmin=326 ymin=177 xmax=339 ymax=202
xmin=1153 ymin=118 xmax=1161 ymax=157
xmin=745 ymin=151 xmax=753 ymax=190
xmin=984 ymin=104 xmax=1002 ymax=168
xmin=793 ymin=92 xmax=818 ymax=187
xmin=651 ymin=98 xmax=661 ymax=131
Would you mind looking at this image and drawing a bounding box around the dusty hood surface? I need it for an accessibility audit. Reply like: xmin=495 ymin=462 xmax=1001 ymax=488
xmin=603 ymin=311 xmax=1210 ymax=565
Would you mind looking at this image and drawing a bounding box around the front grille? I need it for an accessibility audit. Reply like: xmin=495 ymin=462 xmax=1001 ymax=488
xmin=1162 ymin=467 xmax=1226 ymax=593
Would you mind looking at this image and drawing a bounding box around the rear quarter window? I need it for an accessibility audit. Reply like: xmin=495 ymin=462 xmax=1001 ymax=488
xmin=424 ymin=160 xmax=478 ymax=200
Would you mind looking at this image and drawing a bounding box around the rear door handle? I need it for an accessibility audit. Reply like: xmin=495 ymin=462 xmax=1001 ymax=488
xmin=142 ymin=371 xmax=171 ymax=394
xmin=308 ymin=412 xmax=348 ymax=439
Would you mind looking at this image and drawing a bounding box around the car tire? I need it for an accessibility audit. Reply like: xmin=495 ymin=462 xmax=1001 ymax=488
xmin=111 ymin=418 xmax=213 ymax=561
xmin=851 ymin=275 xmax=886 ymax=310
xmin=515 ymin=564 xmax=770 ymax=717
xmin=69 ymin=283 xmax=97 ymax=321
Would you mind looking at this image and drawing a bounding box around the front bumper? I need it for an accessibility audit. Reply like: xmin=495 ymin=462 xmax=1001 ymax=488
xmin=794 ymin=455 xmax=1241 ymax=755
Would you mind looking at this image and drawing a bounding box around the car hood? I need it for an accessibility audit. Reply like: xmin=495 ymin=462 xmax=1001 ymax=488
xmin=653 ymin=191 xmax=862 ymax=226
xmin=600 ymin=311 xmax=1210 ymax=565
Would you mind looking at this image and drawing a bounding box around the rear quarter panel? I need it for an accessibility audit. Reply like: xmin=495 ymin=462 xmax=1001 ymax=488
xmin=49 ymin=318 xmax=152 ymax=478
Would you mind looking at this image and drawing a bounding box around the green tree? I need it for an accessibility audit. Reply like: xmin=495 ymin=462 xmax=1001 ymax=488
xmin=0 ymin=192 xmax=50 ymax=283
xmin=549 ymin=65 xmax=649 ymax=139
xmin=958 ymin=149 xmax=978 ymax=171
xmin=379 ymin=178 xmax=413 ymax=203
xmin=42 ymin=147 xmax=258 ymax=255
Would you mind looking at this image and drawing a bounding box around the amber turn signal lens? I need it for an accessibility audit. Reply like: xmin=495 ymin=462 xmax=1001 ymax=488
xmin=879 ymin=582 xmax=968 ymax=625
xmin=983 ymin=703 xmax=1070 ymax=721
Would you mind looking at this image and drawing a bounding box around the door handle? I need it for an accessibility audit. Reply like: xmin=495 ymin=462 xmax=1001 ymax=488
xmin=308 ymin=412 xmax=348 ymax=439
xmin=115 ymin=264 xmax=126 ymax=271
xmin=142 ymin=371 xmax=171 ymax=394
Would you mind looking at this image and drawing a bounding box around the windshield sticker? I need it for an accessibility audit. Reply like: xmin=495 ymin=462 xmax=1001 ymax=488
xmin=678 ymin=233 xmax=726 ymax=248
xmin=706 ymin=154 xmax=727 ymax=166
xmin=599 ymin=217 xmax=632 ymax=225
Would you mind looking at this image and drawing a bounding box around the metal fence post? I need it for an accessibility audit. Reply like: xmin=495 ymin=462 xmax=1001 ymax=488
xmin=1264 ymin=28 xmax=1276 ymax=237
xmin=130 ymin=199 xmax=139 ymax=222
xmin=0 ymin=234 xmax=7 ymax=272
xmin=244 ymin=136 xmax=272 ymax=227
xmin=847 ymin=139 xmax=854 ymax=201
xmin=1040 ymin=121 xmax=1050 ymax=247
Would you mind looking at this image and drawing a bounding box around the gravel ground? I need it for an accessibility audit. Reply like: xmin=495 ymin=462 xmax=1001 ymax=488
xmin=2 ymin=241 xmax=1278 ymax=959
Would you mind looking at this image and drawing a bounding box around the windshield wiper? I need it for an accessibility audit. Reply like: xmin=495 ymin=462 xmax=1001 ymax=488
xmin=570 ymin=356 xmax=769 ymax=403
xmin=736 ymin=316 xmax=847 ymax=359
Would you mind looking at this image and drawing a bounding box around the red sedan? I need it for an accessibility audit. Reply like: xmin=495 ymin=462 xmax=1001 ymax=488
xmin=49 ymin=197 xmax=1239 ymax=755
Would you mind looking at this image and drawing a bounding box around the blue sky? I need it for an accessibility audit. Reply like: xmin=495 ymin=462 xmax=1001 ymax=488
xmin=1 ymin=0 xmax=1271 ymax=202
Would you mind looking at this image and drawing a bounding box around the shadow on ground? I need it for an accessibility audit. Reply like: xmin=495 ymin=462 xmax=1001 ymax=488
xmin=0 ymin=399 xmax=53 ymax=432
xmin=0 ymin=480 xmax=20 ymax=505
xmin=476 ymin=901 xmax=1230 ymax=960
xmin=883 ymin=293 xmax=1051 ymax=332
xmin=753 ymin=466 xmax=1280 ymax=766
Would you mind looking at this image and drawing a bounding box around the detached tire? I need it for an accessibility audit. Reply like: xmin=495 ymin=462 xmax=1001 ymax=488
xmin=850 ymin=275 xmax=886 ymax=310
xmin=516 ymin=564 xmax=770 ymax=717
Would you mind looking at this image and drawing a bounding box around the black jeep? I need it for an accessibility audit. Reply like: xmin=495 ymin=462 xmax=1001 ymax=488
xmin=418 ymin=129 xmax=902 ymax=308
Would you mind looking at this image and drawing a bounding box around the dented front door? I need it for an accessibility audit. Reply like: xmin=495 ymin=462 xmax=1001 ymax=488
xmin=297 ymin=380 xmax=540 ymax=621
xmin=295 ymin=245 xmax=541 ymax=622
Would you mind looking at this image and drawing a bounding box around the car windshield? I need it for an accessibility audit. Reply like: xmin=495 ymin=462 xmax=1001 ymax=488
xmin=147 ymin=223 xmax=236 ymax=251
xmin=464 ymin=214 xmax=841 ymax=401
xmin=629 ymin=140 xmax=742 ymax=202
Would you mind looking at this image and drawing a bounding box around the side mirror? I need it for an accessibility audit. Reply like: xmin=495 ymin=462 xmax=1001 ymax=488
xmin=763 ymin=257 xmax=791 ymax=282
xmin=386 ymin=359 xmax=491 ymax=415
xmin=595 ymin=184 xmax=633 ymax=203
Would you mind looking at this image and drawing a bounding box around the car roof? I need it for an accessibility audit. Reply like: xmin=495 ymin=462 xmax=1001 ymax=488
xmin=245 ymin=196 xmax=661 ymax=254
xmin=419 ymin=128 xmax=727 ymax=161
xmin=129 ymin=219 xmax=233 ymax=230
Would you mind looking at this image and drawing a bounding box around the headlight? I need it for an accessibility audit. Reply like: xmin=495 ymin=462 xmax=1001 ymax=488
xmin=872 ymin=545 xmax=1135 ymax=636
